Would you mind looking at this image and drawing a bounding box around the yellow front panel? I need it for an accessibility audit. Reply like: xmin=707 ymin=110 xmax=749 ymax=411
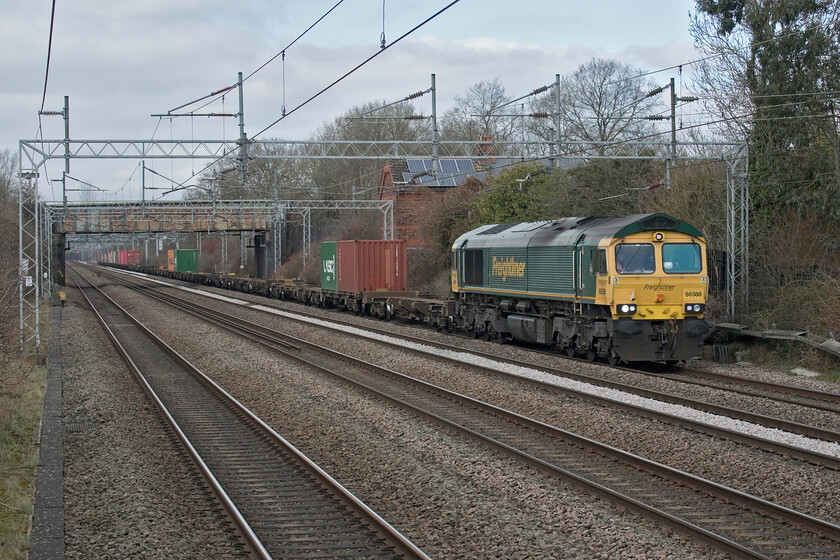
xmin=608 ymin=232 xmax=707 ymax=320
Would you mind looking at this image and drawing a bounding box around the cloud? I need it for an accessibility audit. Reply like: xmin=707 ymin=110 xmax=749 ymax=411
xmin=1 ymin=0 xmax=702 ymax=197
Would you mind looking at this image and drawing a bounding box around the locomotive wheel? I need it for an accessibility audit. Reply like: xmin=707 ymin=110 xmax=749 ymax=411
xmin=586 ymin=348 xmax=597 ymax=362
xmin=564 ymin=345 xmax=576 ymax=357
xmin=607 ymin=349 xmax=620 ymax=367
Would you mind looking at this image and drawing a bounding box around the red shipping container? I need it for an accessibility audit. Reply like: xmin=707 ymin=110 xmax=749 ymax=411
xmin=126 ymin=250 xmax=140 ymax=266
xmin=336 ymin=240 xmax=407 ymax=294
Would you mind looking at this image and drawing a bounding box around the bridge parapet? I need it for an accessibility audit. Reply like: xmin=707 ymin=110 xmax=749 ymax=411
xmin=47 ymin=200 xmax=276 ymax=234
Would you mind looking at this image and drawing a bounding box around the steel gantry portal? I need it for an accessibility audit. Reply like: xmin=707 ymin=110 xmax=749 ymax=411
xmin=18 ymin=136 xmax=747 ymax=353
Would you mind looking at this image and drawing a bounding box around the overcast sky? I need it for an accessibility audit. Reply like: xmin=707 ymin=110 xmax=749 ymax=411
xmin=2 ymin=0 xmax=702 ymax=201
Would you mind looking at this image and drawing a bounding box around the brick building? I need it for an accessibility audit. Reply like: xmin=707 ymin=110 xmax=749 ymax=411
xmin=379 ymin=158 xmax=487 ymax=247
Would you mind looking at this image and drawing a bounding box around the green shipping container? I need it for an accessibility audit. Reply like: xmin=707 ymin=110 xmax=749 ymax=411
xmin=320 ymin=242 xmax=337 ymax=290
xmin=174 ymin=249 xmax=198 ymax=272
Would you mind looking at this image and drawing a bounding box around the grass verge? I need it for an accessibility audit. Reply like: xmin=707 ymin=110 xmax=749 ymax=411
xmin=744 ymin=340 xmax=840 ymax=381
xmin=0 ymin=351 xmax=48 ymax=559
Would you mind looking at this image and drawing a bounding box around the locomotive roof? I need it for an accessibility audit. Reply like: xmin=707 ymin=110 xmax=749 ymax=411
xmin=453 ymin=213 xmax=704 ymax=248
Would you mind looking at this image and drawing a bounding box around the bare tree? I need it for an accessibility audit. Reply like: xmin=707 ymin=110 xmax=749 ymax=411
xmin=0 ymin=149 xmax=17 ymax=204
xmin=0 ymin=151 xmax=24 ymax=390
xmin=305 ymin=101 xmax=432 ymax=201
xmin=530 ymin=58 xmax=663 ymax=154
xmin=439 ymin=77 xmax=518 ymax=142
xmin=688 ymin=7 xmax=755 ymax=141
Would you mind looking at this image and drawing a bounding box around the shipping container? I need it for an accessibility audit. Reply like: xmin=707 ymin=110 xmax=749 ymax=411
xmin=173 ymin=249 xmax=198 ymax=272
xmin=126 ymin=250 xmax=141 ymax=266
xmin=336 ymin=240 xmax=407 ymax=294
xmin=167 ymin=250 xmax=175 ymax=271
xmin=320 ymin=242 xmax=337 ymax=291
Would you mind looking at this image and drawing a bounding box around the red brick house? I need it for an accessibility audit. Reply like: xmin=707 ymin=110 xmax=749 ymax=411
xmin=379 ymin=158 xmax=487 ymax=247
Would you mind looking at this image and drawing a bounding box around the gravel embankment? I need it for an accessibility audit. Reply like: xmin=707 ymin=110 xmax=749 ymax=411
xmin=90 ymin=271 xmax=730 ymax=559
xmin=113 ymin=276 xmax=840 ymax=525
xmin=61 ymin=286 xmax=249 ymax=560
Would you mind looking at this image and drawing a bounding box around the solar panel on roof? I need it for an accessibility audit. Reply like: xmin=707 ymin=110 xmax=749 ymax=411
xmin=401 ymin=157 xmax=486 ymax=188
xmin=440 ymin=159 xmax=458 ymax=173
xmin=456 ymin=159 xmax=475 ymax=173
xmin=406 ymin=159 xmax=425 ymax=173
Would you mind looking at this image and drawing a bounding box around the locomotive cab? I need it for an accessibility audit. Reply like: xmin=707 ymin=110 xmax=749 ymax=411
xmin=604 ymin=229 xmax=710 ymax=362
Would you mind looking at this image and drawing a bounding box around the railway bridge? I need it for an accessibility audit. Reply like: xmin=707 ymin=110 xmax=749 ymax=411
xmin=39 ymin=198 xmax=393 ymax=287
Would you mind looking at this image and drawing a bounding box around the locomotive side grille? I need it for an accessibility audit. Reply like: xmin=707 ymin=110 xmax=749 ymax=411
xmin=528 ymin=247 xmax=574 ymax=295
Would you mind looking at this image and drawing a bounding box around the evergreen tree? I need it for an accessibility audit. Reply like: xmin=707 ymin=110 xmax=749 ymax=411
xmin=693 ymin=0 xmax=840 ymax=220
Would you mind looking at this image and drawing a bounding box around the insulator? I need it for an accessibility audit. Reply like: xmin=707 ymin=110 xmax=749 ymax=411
xmin=531 ymin=85 xmax=550 ymax=95
xmin=530 ymin=112 xmax=550 ymax=118
xmin=405 ymin=90 xmax=426 ymax=101
xmin=646 ymin=85 xmax=668 ymax=98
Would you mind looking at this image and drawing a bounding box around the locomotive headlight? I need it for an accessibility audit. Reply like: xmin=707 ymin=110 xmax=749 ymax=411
xmin=619 ymin=304 xmax=636 ymax=314
xmin=685 ymin=304 xmax=705 ymax=313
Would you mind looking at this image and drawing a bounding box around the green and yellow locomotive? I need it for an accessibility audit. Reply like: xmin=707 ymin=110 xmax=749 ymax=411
xmin=451 ymin=214 xmax=710 ymax=363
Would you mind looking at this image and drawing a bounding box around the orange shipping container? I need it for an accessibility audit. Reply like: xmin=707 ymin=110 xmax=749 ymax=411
xmin=167 ymin=249 xmax=175 ymax=272
xmin=336 ymin=240 xmax=407 ymax=294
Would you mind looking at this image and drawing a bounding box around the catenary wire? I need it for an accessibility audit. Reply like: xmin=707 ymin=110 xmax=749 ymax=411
xmin=39 ymin=0 xmax=57 ymax=113
xmin=243 ymin=0 xmax=344 ymax=84
xmin=493 ymin=20 xmax=832 ymax=115
xmin=162 ymin=1 xmax=345 ymax=118
xmin=155 ymin=0 xmax=462 ymax=199
xmin=160 ymin=6 xmax=832 ymax=200
xmin=252 ymin=0 xmax=462 ymax=139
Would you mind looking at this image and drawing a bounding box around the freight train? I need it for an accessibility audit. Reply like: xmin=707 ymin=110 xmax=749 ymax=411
xmin=101 ymin=213 xmax=710 ymax=364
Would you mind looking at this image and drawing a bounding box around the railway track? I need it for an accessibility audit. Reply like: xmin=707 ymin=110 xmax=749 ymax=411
xmin=471 ymin=333 xmax=840 ymax=414
xmin=636 ymin=363 xmax=840 ymax=413
xmin=70 ymin=265 xmax=430 ymax=560
xmin=97 ymin=265 xmax=840 ymax=560
xmin=100 ymin=267 xmax=840 ymax=470
xmin=293 ymin=311 xmax=840 ymax=450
